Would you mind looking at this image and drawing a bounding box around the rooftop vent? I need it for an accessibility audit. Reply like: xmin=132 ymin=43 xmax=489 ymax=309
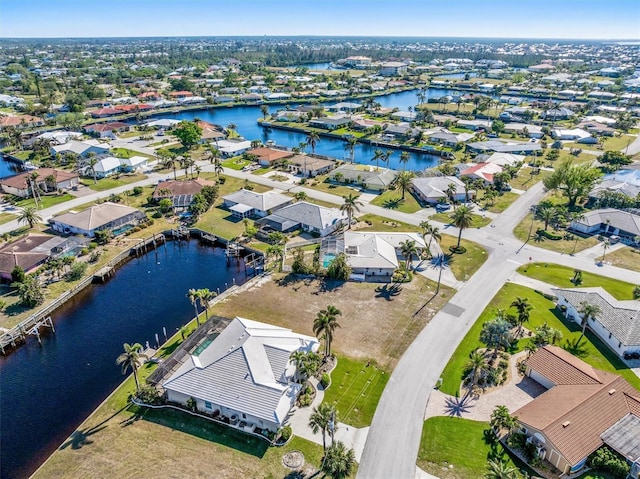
xmin=562 ymin=421 xmax=571 ymax=428
xmin=608 ymin=389 xmax=616 ymax=395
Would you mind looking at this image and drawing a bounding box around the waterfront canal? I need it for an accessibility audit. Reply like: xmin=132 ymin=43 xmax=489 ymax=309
xmin=0 ymin=240 xmax=247 ymax=479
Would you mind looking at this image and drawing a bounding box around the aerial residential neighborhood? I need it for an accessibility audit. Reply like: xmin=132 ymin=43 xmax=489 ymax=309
xmin=0 ymin=2 xmax=639 ymax=479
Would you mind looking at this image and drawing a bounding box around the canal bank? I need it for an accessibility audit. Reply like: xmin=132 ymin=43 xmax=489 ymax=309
xmin=0 ymin=238 xmax=250 ymax=479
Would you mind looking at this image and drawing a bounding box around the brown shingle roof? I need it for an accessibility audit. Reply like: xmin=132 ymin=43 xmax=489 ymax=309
xmin=0 ymin=234 xmax=62 ymax=275
xmin=515 ymin=346 xmax=640 ymax=466
xmin=248 ymin=147 xmax=292 ymax=163
xmin=152 ymin=178 xmax=216 ymax=199
xmin=0 ymin=168 xmax=78 ymax=190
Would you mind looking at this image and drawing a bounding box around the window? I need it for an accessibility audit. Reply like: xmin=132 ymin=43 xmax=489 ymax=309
xmin=205 ymin=401 xmax=213 ymax=410
xmin=242 ymin=413 xmax=246 ymax=419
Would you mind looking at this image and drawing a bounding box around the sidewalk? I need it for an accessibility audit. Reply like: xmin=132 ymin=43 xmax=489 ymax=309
xmin=288 ymin=377 xmax=369 ymax=462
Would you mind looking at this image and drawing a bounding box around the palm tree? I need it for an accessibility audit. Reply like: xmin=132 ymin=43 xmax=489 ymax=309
xmin=197 ymin=288 xmax=216 ymax=321
xmin=577 ymin=301 xmax=601 ymax=344
xmin=308 ymin=402 xmax=335 ymax=451
xmin=510 ymin=297 xmax=532 ymax=337
xmin=266 ymin=244 xmax=284 ymax=271
xmin=396 ymin=170 xmax=415 ymax=200
xmin=371 ymin=148 xmax=384 ymax=170
xmin=427 ymin=226 xmax=441 ymax=258
xmin=322 ymin=440 xmax=356 ymax=479
xmin=451 ymin=205 xmax=474 ymax=249
xmin=537 ymin=206 xmax=556 ymax=231
xmin=187 ymin=288 xmax=201 ymax=326
xmin=399 ymin=151 xmax=410 ymax=170
xmin=399 ymin=239 xmax=420 ymax=271
xmin=343 ymin=136 xmax=358 ymax=163
xmin=18 ymin=206 xmax=42 ymax=229
xmin=307 ymin=131 xmax=320 ymax=156
xmin=313 ymin=305 xmax=342 ymax=358
xmin=116 ymin=342 xmax=147 ymax=391
xmin=226 ymin=123 xmax=237 ymax=137
xmin=465 ymin=349 xmax=488 ymax=391
xmin=432 ymin=253 xmax=451 ymax=295
xmin=601 ymin=239 xmax=611 ymax=263
xmin=259 ymin=104 xmax=269 ymax=119
xmin=490 ymin=405 xmax=517 ymax=437
xmin=159 ymin=151 xmax=179 ymax=180
xmin=340 ymin=193 xmax=362 ymax=230
xmin=294 ymin=191 xmax=308 ymax=202
xmin=290 ymin=350 xmax=307 ymax=383
xmin=485 ymin=459 xmax=519 ymax=479
xmin=86 ymin=152 xmax=98 ymax=184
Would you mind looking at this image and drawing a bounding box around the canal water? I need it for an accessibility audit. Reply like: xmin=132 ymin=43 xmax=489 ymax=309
xmin=151 ymin=88 xmax=466 ymax=171
xmin=0 ymin=240 xmax=247 ymax=479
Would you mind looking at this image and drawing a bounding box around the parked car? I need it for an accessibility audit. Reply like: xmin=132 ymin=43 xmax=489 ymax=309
xmin=435 ymin=203 xmax=451 ymax=212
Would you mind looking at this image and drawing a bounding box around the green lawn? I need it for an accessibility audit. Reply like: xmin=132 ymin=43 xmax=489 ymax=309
xmin=304 ymin=176 xmax=360 ymax=199
xmin=565 ymin=135 xmax=635 ymax=153
xmin=438 ymin=283 xmax=640 ymax=397
xmin=576 ymin=471 xmax=619 ymax=479
xmin=430 ymin=212 xmax=492 ymax=228
xmin=0 ymin=212 xmax=16 ymax=225
xmin=356 ymin=213 xmax=417 ymax=232
xmin=417 ymin=417 xmax=533 ymax=479
xmin=81 ymin=174 xmax=147 ymax=192
xmin=439 ymin=234 xmax=488 ymax=282
xmin=369 ymin=189 xmax=423 ymax=214
xmin=513 ymin=213 xmax=600 ymax=254
xmin=604 ymin=246 xmax=640 ymax=273
xmin=476 ymin=191 xmax=519 ymax=214
xmin=510 ymin=168 xmax=550 ymax=191
xmin=517 ymin=263 xmax=637 ymax=300
xmin=14 ymin=193 xmax=74 ymax=209
xmin=222 ymin=157 xmax=252 ymax=170
xmin=322 ymin=356 xmax=388 ymax=428
xmin=110 ymin=147 xmax=154 ymax=159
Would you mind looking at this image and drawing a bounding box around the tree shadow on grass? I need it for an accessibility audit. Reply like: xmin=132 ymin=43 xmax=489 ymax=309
xmin=382 ymin=197 xmax=404 ymax=210
xmin=314 ymin=279 xmax=344 ymax=294
xmin=562 ymin=337 xmax=589 ymax=358
xmin=140 ymin=407 xmax=270 ymax=458
xmin=59 ymin=403 xmax=130 ymax=451
xmin=374 ymin=283 xmax=403 ymax=301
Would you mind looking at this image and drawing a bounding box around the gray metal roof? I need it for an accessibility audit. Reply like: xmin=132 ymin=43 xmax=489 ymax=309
xmin=552 ymin=287 xmax=640 ymax=347
xmin=262 ymin=201 xmax=346 ymax=231
xmin=574 ymin=208 xmax=640 ymax=236
xmin=601 ymin=413 xmax=640 ymax=461
xmin=222 ymin=189 xmax=291 ymax=212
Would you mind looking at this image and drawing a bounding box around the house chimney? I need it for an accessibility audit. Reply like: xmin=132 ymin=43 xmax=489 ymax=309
xmin=562 ymin=421 xmax=571 ymax=428
xmin=608 ymin=389 xmax=616 ymax=395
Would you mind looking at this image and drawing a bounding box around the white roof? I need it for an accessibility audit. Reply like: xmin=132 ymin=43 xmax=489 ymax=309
xmin=217 ymin=140 xmax=252 ymax=154
xmin=485 ymin=152 xmax=525 ymax=167
xmin=94 ymin=156 xmax=121 ymax=173
xmin=52 ymin=139 xmax=109 ymax=156
xmin=411 ymin=176 xmax=466 ymax=199
xmin=144 ymin=118 xmax=181 ymax=127
xmin=163 ymin=317 xmax=318 ymax=425
xmin=119 ymin=155 xmax=148 ymax=168
xmin=344 ymin=232 xmax=425 ymax=270
xmin=222 ymin=189 xmax=291 ymax=212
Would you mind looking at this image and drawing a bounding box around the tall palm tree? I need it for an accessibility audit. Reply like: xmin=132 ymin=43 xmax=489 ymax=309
xmin=577 ymin=301 xmax=601 ymax=344
xmin=510 ymin=297 xmax=532 ymax=337
xmin=308 ymin=402 xmax=335 ymax=451
xmin=399 ymin=239 xmax=419 ymax=271
xmin=116 ymin=342 xmax=147 ymax=391
xmin=18 ymin=206 xmax=42 ymax=229
xmin=322 ymin=440 xmax=356 ymax=479
xmin=427 ymin=226 xmax=441 ymax=258
xmin=197 ymin=288 xmax=216 ymax=321
xmin=313 ymin=305 xmax=342 ymax=358
xmin=601 ymin=239 xmax=611 ymax=263
xmin=465 ymin=349 xmax=488 ymax=391
xmin=396 ymin=170 xmax=415 ymax=200
xmin=371 ymin=148 xmax=384 ymax=170
xmin=290 ymin=350 xmax=308 ymax=383
xmin=451 ymin=205 xmax=474 ymax=249
xmin=432 ymin=253 xmax=451 ymax=295
xmin=343 ymin=136 xmax=358 ymax=163
xmin=340 ymin=193 xmax=362 ymax=230
xmin=381 ymin=150 xmax=392 ymax=169
xmin=307 ymin=131 xmax=320 ymax=156
xmin=187 ymin=288 xmax=201 ymax=326
xmin=160 ymin=151 xmax=179 ymax=180
xmin=259 ymin=104 xmax=269 ymax=119
xmin=445 ymin=182 xmax=458 ymax=208
xmin=399 ymin=151 xmax=410 ymax=170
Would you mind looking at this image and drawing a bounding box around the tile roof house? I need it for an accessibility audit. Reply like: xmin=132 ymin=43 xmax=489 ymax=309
xmin=0 ymin=234 xmax=66 ymax=281
xmin=84 ymin=122 xmax=131 ymax=139
xmin=0 ymin=168 xmax=79 ymax=198
xmin=330 ymin=164 xmax=397 ymax=191
xmin=162 ymin=317 xmax=318 ymax=433
xmin=287 ymin=155 xmax=336 ymax=177
xmin=342 ymin=231 xmax=425 ymax=281
xmin=570 ymin=208 xmax=640 ymax=243
xmin=410 ymin=176 xmax=472 ymax=204
xmin=459 ymin=162 xmax=503 ymax=184
xmin=258 ymin=201 xmax=346 ymax=237
xmin=49 ymin=202 xmax=146 ymax=237
xmin=222 ymin=189 xmax=293 ymax=218
xmin=513 ymin=345 xmax=640 ymax=475
xmin=152 ymin=178 xmax=217 ymax=211
xmin=246 ymin=147 xmax=293 ymax=167
xmin=553 ymin=287 xmax=640 ymax=358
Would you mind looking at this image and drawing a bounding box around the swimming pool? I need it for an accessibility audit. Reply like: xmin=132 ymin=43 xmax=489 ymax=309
xmin=322 ymin=253 xmax=336 ymax=268
xmin=112 ymin=224 xmax=134 ymax=236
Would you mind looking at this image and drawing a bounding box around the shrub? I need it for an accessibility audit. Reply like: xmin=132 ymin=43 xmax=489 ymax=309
xmin=536 ymin=229 xmax=562 ymax=241
xmin=320 ymin=373 xmax=330 ymax=388
xmin=298 ymin=394 xmax=312 ymax=407
xmin=80 ymin=247 xmax=89 ymax=256
xmin=587 ymin=446 xmax=631 ymax=478
xmin=136 ymin=385 xmax=164 ymax=405
xmin=278 ymin=425 xmax=292 ymax=442
xmin=152 ymin=211 xmax=163 ymax=219
xmin=66 ymin=261 xmax=87 ymax=281
xmin=132 ymin=186 xmax=143 ymax=196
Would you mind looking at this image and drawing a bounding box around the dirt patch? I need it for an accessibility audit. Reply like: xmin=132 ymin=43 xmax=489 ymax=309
xmin=210 ymin=273 xmax=454 ymax=370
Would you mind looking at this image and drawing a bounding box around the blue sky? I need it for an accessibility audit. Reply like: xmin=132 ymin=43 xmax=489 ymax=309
xmin=1 ymin=0 xmax=638 ymax=39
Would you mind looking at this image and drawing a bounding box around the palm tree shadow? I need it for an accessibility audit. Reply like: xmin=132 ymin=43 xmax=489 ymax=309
xmin=443 ymin=394 xmax=475 ymax=417
xmin=382 ymin=197 xmax=404 ymax=209
xmin=315 ymin=279 xmax=344 ymax=294
xmin=374 ymin=283 xmax=402 ymax=301
xmin=562 ymin=337 xmax=589 ymax=357
xmin=58 ymin=403 xmax=130 ymax=450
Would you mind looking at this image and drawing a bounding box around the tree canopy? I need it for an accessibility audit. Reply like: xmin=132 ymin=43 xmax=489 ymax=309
xmin=542 ymin=159 xmax=602 ymax=207
xmin=173 ymin=121 xmax=202 ymax=149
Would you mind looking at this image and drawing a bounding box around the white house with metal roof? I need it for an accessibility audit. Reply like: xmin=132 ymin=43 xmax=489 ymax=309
xmin=570 ymin=208 xmax=640 ymax=243
xmin=162 ymin=317 xmax=318 ymax=433
xmin=258 ymin=201 xmax=346 ymax=236
xmin=553 ymin=287 xmax=640 ymax=358
xmin=222 ymin=189 xmax=293 ymax=218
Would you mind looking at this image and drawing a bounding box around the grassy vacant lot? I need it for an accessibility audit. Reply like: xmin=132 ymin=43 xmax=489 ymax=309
xmin=417 ymin=417 xmax=533 ymax=479
xmin=221 ymin=157 xmax=252 ymax=170
xmin=33 ymin=323 xmax=328 ymax=479
xmin=439 ymin=234 xmax=488 ymax=282
xmin=517 ymin=263 xmax=637 ymax=300
xmin=369 ymin=189 xmax=423 ymax=214
xmin=0 ymin=212 xmax=16 ymax=224
xmin=475 ymin=191 xmax=519 ymax=214
xmin=304 ymin=176 xmax=361 ymax=198
xmin=604 ymin=246 xmax=640 ymax=273
xmin=438 ymin=283 xmax=640 ymax=397
xmin=81 ymin=174 xmax=147 ymax=192
xmin=14 ymin=193 xmax=75 ymax=210
xmin=356 ymin=213 xmax=416 ymax=233
xmin=211 ymin=273 xmax=453 ymax=371
xmin=110 ymin=147 xmax=154 ymax=159
xmin=510 ymin=168 xmax=550 ymax=191
xmin=430 ymin=211 xmax=492 ymax=228
xmin=513 ymin=213 xmax=600 ymax=254
xmin=323 ymin=356 xmax=388 ymax=428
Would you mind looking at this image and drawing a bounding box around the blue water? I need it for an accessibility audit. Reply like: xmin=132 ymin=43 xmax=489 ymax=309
xmin=436 ymin=72 xmax=479 ymax=79
xmin=289 ymin=62 xmax=334 ymax=70
xmin=0 ymin=153 xmax=23 ymax=180
xmin=0 ymin=240 xmax=247 ymax=479
xmin=151 ymin=89 xmax=466 ymax=171
xmin=322 ymin=253 xmax=336 ymax=268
